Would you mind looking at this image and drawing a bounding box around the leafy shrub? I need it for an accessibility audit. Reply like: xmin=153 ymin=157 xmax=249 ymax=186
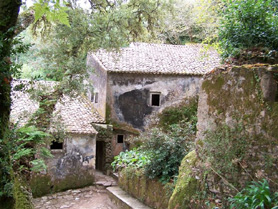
xmin=111 ymin=149 xmax=151 ymax=171
xmin=142 ymin=122 xmax=195 ymax=184
xmin=112 ymin=98 xmax=197 ymax=184
xmin=219 ymin=0 xmax=278 ymax=58
xmin=0 ymin=125 xmax=51 ymax=198
xmin=158 ymin=97 xmax=198 ymax=130
xmin=229 ymin=179 xmax=278 ymax=209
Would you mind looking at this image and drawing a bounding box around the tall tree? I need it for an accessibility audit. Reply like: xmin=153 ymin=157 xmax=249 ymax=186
xmin=0 ymin=0 xmax=22 ymax=139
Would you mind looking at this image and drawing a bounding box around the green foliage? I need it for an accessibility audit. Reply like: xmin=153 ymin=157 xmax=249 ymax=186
xmin=19 ymin=1 xmax=170 ymax=82
xmin=111 ymin=149 xmax=151 ymax=171
xmin=33 ymin=0 xmax=70 ymax=27
xmin=229 ymin=179 xmax=278 ymax=209
xmin=201 ymin=124 xmax=247 ymax=175
xmin=142 ymin=122 xmax=195 ymax=184
xmin=162 ymin=0 xmax=221 ymax=44
xmin=158 ymin=97 xmax=198 ymax=130
xmin=0 ymin=125 xmax=51 ymax=198
xmin=219 ymin=0 xmax=278 ymax=58
xmin=113 ymin=99 xmax=198 ymax=184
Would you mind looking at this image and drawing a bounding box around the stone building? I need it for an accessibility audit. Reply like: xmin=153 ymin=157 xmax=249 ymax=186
xmin=10 ymin=79 xmax=106 ymax=194
xmin=87 ymin=42 xmax=220 ymax=155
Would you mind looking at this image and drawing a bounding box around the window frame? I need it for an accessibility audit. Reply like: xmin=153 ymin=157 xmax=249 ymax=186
xmin=117 ymin=134 xmax=124 ymax=144
xmin=150 ymin=92 xmax=161 ymax=107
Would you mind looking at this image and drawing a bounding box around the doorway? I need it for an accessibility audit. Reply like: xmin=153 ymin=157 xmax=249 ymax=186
xmin=96 ymin=141 xmax=105 ymax=171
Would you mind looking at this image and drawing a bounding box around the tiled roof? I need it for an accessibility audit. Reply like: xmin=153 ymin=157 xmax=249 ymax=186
xmin=92 ymin=43 xmax=221 ymax=75
xmin=10 ymin=80 xmax=105 ymax=134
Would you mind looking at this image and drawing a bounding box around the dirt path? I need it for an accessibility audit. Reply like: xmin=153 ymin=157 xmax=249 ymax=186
xmin=33 ymin=171 xmax=119 ymax=209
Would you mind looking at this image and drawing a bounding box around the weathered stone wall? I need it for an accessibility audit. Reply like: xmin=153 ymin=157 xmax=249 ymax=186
xmin=107 ymin=72 xmax=201 ymax=130
xmin=118 ymin=168 xmax=172 ymax=209
xmin=87 ymin=53 xmax=108 ymax=118
xmin=196 ymin=65 xmax=278 ymax=192
xmin=31 ymin=133 xmax=96 ymax=197
xmin=170 ymin=64 xmax=278 ymax=208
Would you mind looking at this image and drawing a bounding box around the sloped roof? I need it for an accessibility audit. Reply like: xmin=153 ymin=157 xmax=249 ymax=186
xmin=10 ymin=79 xmax=105 ymax=134
xmin=92 ymin=43 xmax=221 ymax=75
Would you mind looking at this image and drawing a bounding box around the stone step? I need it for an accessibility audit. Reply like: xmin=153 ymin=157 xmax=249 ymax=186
xmin=95 ymin=181 xmax=116 ymax=187
xmin=111 ymin=172 xmax=119 ymax=181
xmin=107 ymin=186 xmax=152 ymax=209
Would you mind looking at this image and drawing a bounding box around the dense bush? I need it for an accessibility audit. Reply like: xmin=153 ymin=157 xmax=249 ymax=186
xmin=229 ymin=179 xmax=278 ymax=209
xmin=111 ymin=148 xmax=151 ymax=171
xmin=219 ymin=0 xmax=278 ymax=58
xmin=158 ymin=97 xmax=198 ymax=130
xmin=141 ymin=122 xmax=195 ymax=184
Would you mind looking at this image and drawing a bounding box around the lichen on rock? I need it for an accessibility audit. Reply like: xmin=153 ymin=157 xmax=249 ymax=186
xmin=168 ymin=150 xmax=199 ymax=209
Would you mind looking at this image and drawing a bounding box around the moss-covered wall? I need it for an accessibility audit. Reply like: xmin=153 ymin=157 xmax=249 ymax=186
xmin=201 ymin=64 xmax=278 ymax=204
xmin=170 ymin=65 xmax=278 ymax=208
xmin=30 ymin=171 xmax=94 ymax=198
xmin=118 ymin=167 xmax=172 ymax=209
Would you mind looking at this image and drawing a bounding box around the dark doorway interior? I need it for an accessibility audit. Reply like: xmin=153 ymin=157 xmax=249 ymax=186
xmin=96 ymin=141 xmax=105 ymax=171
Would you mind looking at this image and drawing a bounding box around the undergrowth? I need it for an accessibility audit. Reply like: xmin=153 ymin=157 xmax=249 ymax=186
xmin=229 ymin=179 xmax=278 ymax=209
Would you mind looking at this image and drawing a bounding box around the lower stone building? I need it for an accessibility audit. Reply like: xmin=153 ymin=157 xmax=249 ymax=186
xmin=10 ymin=79 xmax=113 ymax=196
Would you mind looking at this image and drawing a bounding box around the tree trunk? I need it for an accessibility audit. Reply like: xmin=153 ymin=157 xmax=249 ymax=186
xmin=0 ymin=0 xmax=22 ymax=139
xmin=0 ymin=0 xmax=22 ymax=206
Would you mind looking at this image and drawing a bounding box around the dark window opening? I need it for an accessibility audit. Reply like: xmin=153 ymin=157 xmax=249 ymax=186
xmin=91 ymin=92 xmax=99 ymax=103
xmin=95 ymin=92 xmax=99 ymax=103
xmin=117 ymin=135 xmax=124 ymax=143
xmin=50 ymin=140 xmax=63 ymax=150
xmin=151 ymin=93 xmax=160 ymax=106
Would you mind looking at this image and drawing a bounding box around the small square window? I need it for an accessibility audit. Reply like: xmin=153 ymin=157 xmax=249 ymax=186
xmin=151 ymin=93 xmax=160 ymax=106
xmin=117 ymin=135 xmax=124 ymax=143
xmin=50 ymin=140 xmax=63 ymax=150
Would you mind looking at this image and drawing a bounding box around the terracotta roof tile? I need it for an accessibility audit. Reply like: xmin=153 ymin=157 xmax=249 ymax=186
xmin=92 ymin=43 xmax=221 ymax=75
xmin=11 ymin=80 xmax=105 ymax=134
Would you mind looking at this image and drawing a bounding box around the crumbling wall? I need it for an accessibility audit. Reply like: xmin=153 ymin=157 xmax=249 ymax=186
xmin=170 ymin=64 xmax=278 ymax=208
xmin=31 ymin=133 xmax=96 ymax=197
xmin=107 ymin=72 xmax=201 ymax=130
